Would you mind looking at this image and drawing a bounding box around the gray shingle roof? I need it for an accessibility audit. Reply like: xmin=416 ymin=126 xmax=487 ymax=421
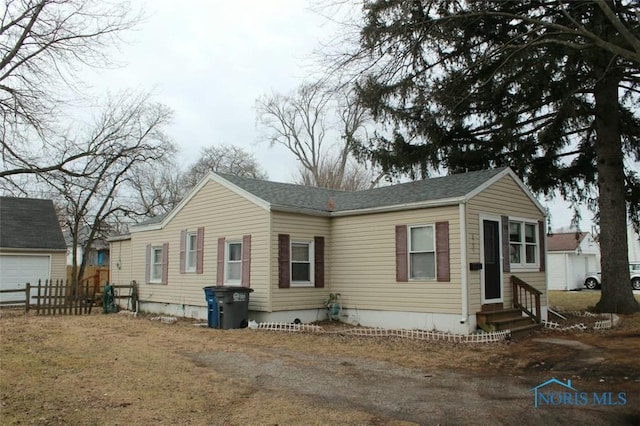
xmin=0 ymin=197 xmax=67 ymax=250
xmin=216 ymin=172 xmax=346 ymax=214
xmin=218 ymin=167 xmax=507 ymax=213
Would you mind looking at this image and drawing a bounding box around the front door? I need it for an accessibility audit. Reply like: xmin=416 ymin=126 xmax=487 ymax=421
xmin=482 ymin=219 xmax=502 ymax=302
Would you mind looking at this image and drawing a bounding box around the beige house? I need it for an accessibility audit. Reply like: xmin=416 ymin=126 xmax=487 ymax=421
xmin=109 ymin=167 xmax=548 ymax=334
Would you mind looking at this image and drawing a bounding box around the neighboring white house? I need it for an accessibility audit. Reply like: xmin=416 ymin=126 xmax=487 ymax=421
xmin=547 ymin=232 xmax=600 ymax=291
xmin=628 ymin=223 xmax=640 ymax=262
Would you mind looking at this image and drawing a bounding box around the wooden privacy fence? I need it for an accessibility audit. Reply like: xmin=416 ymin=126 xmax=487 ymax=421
xmin=0 ymin=280 xmax=137 ymax=315
xmin=0 ymin=285 xmax=32 ymax=313
xmin=32 ymin=279 xmax=97 ymax=315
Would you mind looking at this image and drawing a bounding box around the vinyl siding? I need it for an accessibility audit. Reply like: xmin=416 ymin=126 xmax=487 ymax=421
xmin=50 ymin=252 xmax=66 ymax=281
xmin=330 ymin=206 xmax=462 ymax=314
xmin=130 ymin=179 xmax=270 ymax=312
xmin=109 ymin=239 xmax=133 ymax=286
xmin=270 ymin=212 xmax=330 ymax=311
xmin=466 ymin=174 xmax=546 ymax=313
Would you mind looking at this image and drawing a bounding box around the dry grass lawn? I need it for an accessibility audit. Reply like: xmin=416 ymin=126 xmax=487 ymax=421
xmin=1 ymin=291 xmax=639 ymax=425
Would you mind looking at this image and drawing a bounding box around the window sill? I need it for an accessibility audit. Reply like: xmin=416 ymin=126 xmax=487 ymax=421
xmin=148 ymin=281 xmax=164 ymax=285
xmin=290 ymin=282 xmax=314 ymax=288
xmin=509 ymin=266 xmax=539 ymax=273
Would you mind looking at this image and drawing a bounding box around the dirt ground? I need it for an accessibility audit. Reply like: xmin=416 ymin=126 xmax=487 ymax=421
xmin=1 ymin=297 xmax=639 ymax=425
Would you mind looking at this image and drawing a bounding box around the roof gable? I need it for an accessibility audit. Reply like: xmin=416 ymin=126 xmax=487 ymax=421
xmin=0 ymin=197 xmax=67 ymax=250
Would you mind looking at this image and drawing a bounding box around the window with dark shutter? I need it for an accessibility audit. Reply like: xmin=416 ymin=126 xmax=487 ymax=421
xmin=241 ymin=235 xmax=251 ymax=287
xmin=196 ymin=227 xmax=204 ymax=274
xmin=162 ymin=242 xmax=169 ymax=285
xmin=501 ymin=216 xmax=510 ymax=273
xmin=278 ymin=234 xmax=290 ymax=288
xmin=538 ymin=220 xmax=546 ymax=272
xmin=314 ymin=236 xmax=324 ymax=288
xmin=395 ymin=225 xmax=408 ymax=282
xmin=435 ymin=221 xmax=450 ymax=282
xmin=179 ymin=230 xmax=186 ymax=274
xmin=216 ymin=237 xmax=225 ymax=285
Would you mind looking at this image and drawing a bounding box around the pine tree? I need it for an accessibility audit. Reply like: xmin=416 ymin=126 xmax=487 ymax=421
xmin=345 ymin=0 xmax=639 ymax=313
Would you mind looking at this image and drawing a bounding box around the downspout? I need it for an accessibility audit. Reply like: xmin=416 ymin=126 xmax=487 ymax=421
xmin=459 ymin=202 xmax=468 ymax=326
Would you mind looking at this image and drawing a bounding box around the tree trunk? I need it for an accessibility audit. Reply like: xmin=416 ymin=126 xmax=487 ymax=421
xmin=593 ymin=64 xmax=639 ymax=314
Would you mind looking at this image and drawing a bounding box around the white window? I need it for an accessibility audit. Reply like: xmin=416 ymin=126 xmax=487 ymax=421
xmin=185 ymin=232 xmax=197 ymax=272
xmin=150 ymin=246 xmax=163 ymax=283
xmin=409 ymin=225 xmax=436 ymax=279
xmin=509 ymin=220 xmax=538 ymax=267
xmin=226 ymin=241 xmax=242 ymax=283
xmin=291 ymin=241 xmax=314 ymax=286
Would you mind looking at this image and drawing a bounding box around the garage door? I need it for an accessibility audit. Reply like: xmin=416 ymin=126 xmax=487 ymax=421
xmin=0 ymin=255 xmax=50 ymax=304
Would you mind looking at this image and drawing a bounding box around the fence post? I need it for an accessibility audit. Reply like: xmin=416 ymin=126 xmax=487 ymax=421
xmin=25 ymin=283 xmax=30 ymax=314
xmin=36 ymin=280 xmax=42 ymax=315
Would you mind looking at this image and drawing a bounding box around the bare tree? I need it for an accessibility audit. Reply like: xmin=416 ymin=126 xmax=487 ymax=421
xmin=0 ymin=0 xmax=143 ymax=178
xmin=127 ymin=159 xmax=184 ymax=217
xmin=295 ymin=155 xmax=382 ymax=191
xmin=181 ymin=144 xmax=267 ymax=189
xmin=41 ymin=91 xmax=174 ymax=289
xmin=256 ymin=82 xmax=383 ymax=190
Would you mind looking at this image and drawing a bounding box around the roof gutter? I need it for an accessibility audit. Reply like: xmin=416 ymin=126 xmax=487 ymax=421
xmin=0 ymin=247 xmax=67 ymax=253
xmin=270 ymin=205 xmax=331 ymax=217
xmin=106 ymin=234 xmax=132 ymax=242
xmin=330 ymin=197 xmax=465 ymax=217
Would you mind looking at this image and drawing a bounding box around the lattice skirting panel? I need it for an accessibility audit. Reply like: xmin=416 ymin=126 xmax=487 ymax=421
xmin=253 ymin=321 xmax=511 ymax=343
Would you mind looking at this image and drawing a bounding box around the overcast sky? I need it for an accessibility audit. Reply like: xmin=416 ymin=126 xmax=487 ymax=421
xmin=82 ymin=0 xmax=338 ymax=183
xmin=80 ymin=0 xmax=599 ymax=231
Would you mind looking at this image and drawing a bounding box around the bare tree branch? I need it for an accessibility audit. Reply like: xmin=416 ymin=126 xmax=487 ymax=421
xmin=256 ymin=82 xmax=385 ymax=190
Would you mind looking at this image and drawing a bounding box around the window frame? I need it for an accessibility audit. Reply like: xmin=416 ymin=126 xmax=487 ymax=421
xmin=508 ymin=218 xmax=539 ymax=270
xmin=290 ymin=240 xmax=314 ymax=287
xmin=225 ymin=241 xmax=242 ymax=284
xmin=150 ymin=246 xmax=164 ymax=284
xmin=408 ymin=224 xmax=436 ymax=280
xmin=185 ymin=231 xmax=197 ymax=273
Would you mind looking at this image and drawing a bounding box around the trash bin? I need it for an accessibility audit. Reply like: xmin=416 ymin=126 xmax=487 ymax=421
xmin=203 ymin=286 xmax=254 ymax=329
xmin=203 ymin=287 xmax=219 ymax=328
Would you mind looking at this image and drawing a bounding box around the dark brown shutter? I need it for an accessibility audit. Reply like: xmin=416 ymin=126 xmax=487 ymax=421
xmin=162 ymin=242 xmax=169 ymax=285
xmin=395 ymin=225 xmax=408 ymax=282
xmin=436 ymin=221 xmax=450 ymax=282
xmin=314 ymin=236 xmax=325 ymax=288
xmin=145 ymin=244 xmax=151 ymax=283
xmin=241 ymin=234 xmax=251 ymax=287
xmin=278 ymin=234 xmax=290 ymax=288
xmin=538 ymin=220 xmax=546 ymax=272
xmin=501 ymin=216 xmax=510 ymax=273
xmin=179 ymin=230 xmax=186 ymax=274
xmin=216 ymin=237 xmax=225 ymax=285
xmin=196 ymin=227 xmax=205 ymax=274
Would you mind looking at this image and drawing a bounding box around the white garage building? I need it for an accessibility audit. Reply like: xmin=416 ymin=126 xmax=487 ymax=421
xmin=0 ymin=197 xmax=67 ymax=303
xmin=546 ymin=232 xmax=600 ymax=291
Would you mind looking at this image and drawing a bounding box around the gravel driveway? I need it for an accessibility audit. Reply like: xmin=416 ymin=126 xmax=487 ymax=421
xmin=188 ymin=341 xmax=639 ymax=425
